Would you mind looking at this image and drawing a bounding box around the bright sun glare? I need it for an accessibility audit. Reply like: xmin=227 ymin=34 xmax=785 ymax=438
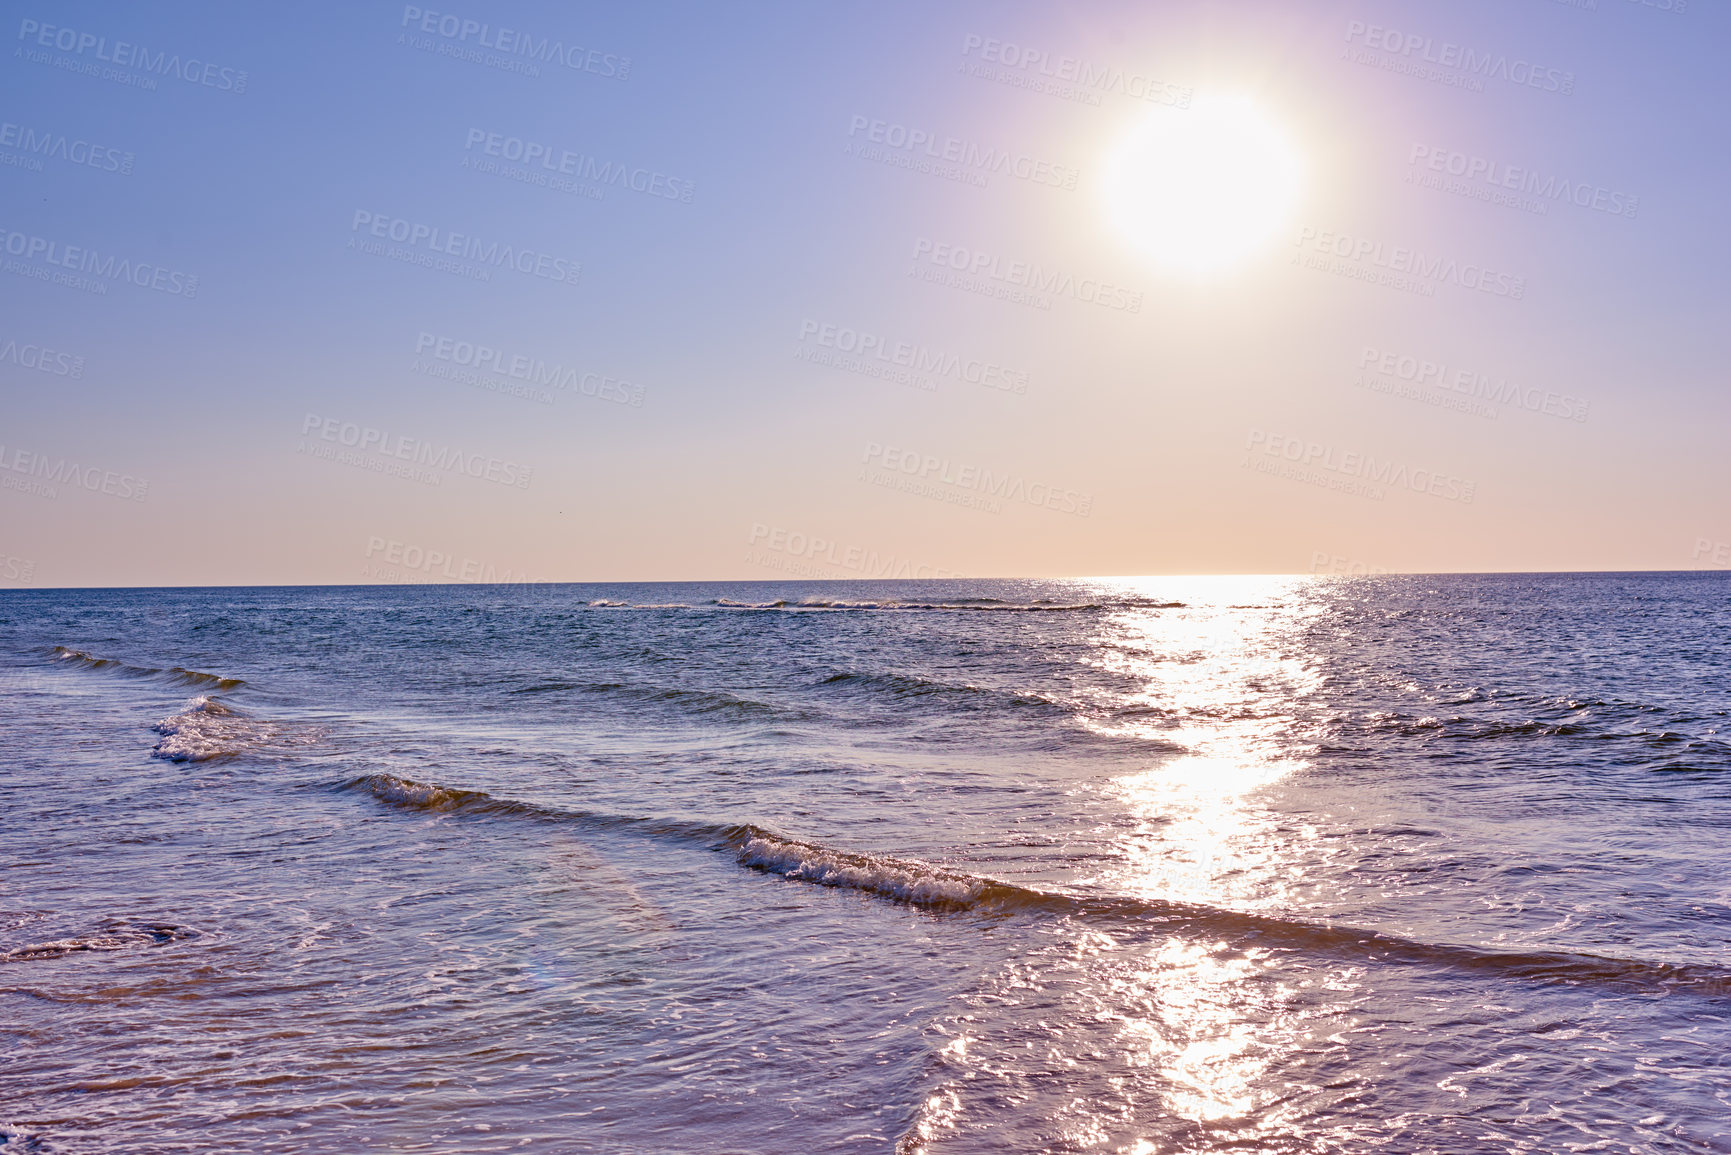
xmin=1102 ymin=95 xmax=1304 ymax=278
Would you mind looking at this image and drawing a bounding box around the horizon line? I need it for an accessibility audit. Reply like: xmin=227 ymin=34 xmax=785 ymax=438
xmin=4 ymin=568 xmax=1728 ymax=593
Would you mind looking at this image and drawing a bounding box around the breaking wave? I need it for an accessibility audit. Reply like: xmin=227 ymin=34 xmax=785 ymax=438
xmin=729 ymin=833 xmax=1731 ymax=999
xmin=338 ymin=773 xmax=1731 ymax=1000
xmin=344 ymin=772 xmax=492 ymax=812
xmin=736 ymin=833 xmax=985 ymax=908
xmin=46 ymin=646 xmax=314 ymax=762
xmin=50 ymin=645 xmax=245 ymax=690
xmin=150 ymin=696 xmax=305 ymax=762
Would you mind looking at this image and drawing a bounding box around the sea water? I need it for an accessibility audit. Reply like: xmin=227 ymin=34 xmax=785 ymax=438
xmin=3 ymin=574 xmax=1728 ymax=1152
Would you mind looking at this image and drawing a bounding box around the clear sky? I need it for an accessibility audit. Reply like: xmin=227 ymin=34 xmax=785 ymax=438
xmin=2 ymin=0 xmax=1726 ymax=586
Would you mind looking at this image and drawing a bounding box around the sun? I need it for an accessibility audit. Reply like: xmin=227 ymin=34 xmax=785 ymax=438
xmin=1101 ymin=95 xmax=1304 ymax=278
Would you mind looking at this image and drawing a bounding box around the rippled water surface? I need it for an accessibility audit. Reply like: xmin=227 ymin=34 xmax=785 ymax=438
xmin=3 ymin=575 xmax=1729 ymax=1152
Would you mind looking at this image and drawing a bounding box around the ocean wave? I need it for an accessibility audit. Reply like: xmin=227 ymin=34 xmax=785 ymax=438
xmin=335 ymin=773 xmax=1731 ymax=999
xmin=733 ymin=833 xmax=1731 ymax=997
xmin=1 ymin=921 xmax=198 ymax=963
xmin=1353 ymin=707 xmax=1731 ymax=770
xmin=336 ymin=773 xmax=726 ymax=842
xmin=150 ymin=696 xmax=302 ymax=762
xmin=342 ymin=772 xmax=521 ymax=816
xmin=709 ymin=597 xmax=1184 ymax=613
xmin=817 ymin=669 xmax=1068 ymax=715
xmin=46 ymin=646 xmax=316 ymax=761
xmin=349 ymin=772 xmax=492 ymax=811
xmin=501 ymin=677 xmax=805 ymax=722
xmin=1646 ymin=741 xmax=1731 ymax=773
xmin=50 ymin=645 xmax=245 ymax=690
xmin=340 ymin=773 xmax=990 ymax=908
xmin=505 ymin=667 xmax=1082 ymax=733
xmin=737 ymin=832 xmax=985 ymax=908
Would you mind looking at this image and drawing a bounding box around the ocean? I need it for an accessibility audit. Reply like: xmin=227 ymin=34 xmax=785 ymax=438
xmin=3 ymin=574 xmax=1729 ymax=1153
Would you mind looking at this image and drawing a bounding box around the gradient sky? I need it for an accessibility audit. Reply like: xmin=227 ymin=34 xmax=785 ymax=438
xmin=2 ymin=0 xmax=1726 ymax=586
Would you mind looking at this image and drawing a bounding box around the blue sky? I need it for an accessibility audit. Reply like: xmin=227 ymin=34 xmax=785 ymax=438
xmin=2 ymin=0 xmax=1726 ymax=585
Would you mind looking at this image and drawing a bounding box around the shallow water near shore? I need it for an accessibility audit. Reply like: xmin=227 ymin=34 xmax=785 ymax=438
xmin=4 ymin=574 xmax=1730 ymax=1152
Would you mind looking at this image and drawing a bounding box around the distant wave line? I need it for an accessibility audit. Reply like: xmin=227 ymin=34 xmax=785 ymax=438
xmin=339 ymin=771 xmax=1731 ymax=1001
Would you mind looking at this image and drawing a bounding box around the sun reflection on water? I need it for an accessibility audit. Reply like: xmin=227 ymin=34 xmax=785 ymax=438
xmin=1090 ymin=578 xmax=1337 ymax=1137
xmin=1084 ymin=577 xmax=1326 ymax=910
xmin=1120 ymin=940 xmax=1268 ymax=1121
xmin=913 ymin=578 xmax=1365 ymax=1150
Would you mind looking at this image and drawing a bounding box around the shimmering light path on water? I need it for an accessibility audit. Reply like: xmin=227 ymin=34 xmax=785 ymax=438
xmin=3 ymin=575 xmax=1729 ymax=1152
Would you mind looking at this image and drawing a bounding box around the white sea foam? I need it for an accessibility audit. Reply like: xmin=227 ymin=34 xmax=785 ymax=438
xmin=150 ymin=696 xmax=284 ymax=762
xmin=736 ymin=834 xmax=985 ymax=907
